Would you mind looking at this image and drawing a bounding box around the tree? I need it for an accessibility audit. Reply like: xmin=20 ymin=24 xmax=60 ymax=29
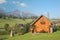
xmin=0 ymin=9 xmax=6 ymax=18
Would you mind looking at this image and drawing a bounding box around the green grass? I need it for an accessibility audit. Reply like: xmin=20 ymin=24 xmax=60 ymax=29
xmin=0 ymin=30 xmax=60 ymax=40
xmin=0 ymin=19 xmax=33 ymax=28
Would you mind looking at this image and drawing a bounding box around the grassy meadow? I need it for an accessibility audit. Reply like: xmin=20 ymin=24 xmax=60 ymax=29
xmin=0 ymin=19 xmax=33 ymax=28
xmin=0 ymin=31 xmax=60 ymax=40
xmin=0 ymin=19 xmax=60 ymax=40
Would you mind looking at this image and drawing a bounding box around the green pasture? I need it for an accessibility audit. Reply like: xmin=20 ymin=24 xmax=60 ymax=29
xmin=0 ymin=31 xmax=60 ymax=40
xmin=0 ymin=19 xmax=33 ymax=28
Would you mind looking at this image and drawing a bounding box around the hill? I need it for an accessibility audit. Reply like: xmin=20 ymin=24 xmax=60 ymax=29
xmin=6 ymin=10 xmax=37 ymax=18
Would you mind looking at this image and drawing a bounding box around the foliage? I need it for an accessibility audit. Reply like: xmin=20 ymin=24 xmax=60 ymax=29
xmin=4 ymin=24 xmax=9 ymax=30
xmin=4 ymin=24 xmax=10 ymax=34
xmin=25 ymin=22 xmax=32 ymax=33
xmin=14 ymin=24 xmax=26 ymax=34
xmin=53 ymin=26 xmax=59 ymax=32
xmin=14 ymin=24 xmax=18 ymax=33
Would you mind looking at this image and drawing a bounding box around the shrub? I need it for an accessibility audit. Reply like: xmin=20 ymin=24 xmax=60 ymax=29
xmin=4 ymin=24 xmax=9 ymax=30
xmin=53 ymin=26 xmax=59 ymax=32
xmin=14 ymin=24 xmax=26 ymax=35
xmin=4 ymin=24 xmax=10 ymax=34
xmin=25 ymin=23 xmax=32 ymax=33
xmin=14 ymin=24 xmax=18 ymax=33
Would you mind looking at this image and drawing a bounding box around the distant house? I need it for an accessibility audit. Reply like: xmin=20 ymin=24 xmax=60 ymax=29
xmin=52 ymin=20 xmax=60 ymax=27
xmin=18 ymin=24 xmax=25 ymax=29
xmin=30 ymin=15 xmax=53 ymax=33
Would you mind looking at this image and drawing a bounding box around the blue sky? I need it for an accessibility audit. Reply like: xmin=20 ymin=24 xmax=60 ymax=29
xmin=0 ymin=0 xmax=60 ymax=19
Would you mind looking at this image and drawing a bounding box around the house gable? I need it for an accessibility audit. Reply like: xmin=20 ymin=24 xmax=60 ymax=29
xmin=34 ymin=16 xmax=51 ymax=27
xmin=31 ymin=15 xmax=52 ymax=26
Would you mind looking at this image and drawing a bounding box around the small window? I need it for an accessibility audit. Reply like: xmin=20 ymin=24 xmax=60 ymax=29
xmin=40 ymin=19 xmax=45 ymax=24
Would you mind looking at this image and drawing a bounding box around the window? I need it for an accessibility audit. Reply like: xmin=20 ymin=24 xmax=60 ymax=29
xmin=40 ymin=19 xmax=45 ymax=24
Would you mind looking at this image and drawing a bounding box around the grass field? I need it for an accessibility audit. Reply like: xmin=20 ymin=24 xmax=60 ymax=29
xmin=0 ymin=19 xmax=33 ymax=28
xmin=0 ymin=31 xmax=60 ymax=40
xmin=0 ymin=19 xmax=60 ymax=40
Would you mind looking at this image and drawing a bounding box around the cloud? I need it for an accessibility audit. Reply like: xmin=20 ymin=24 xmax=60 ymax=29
xmin=12 ymin=1 xmax=20 ymax=4
xmin=0 ymin=0 xmax=6 ymax=4
xmin=12 ymin=1 xmax=27 ymax=7
xmin=20 ymin=3 xmax=27 ymax=7
xmin=12 ymin=1 xmax=16 ymax=4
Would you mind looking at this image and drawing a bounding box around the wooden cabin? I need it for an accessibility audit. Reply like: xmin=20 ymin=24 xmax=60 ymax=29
xmin=30 ymin=15 xmax=53 ymax=33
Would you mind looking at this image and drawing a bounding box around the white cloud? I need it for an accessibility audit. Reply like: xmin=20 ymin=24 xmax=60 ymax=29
xmin=12 ymin=1 xmax=20 ymax=4
xmin=0 ymin=0 xmax=6 ymax=4
xmin=12 ymin=1 xmax=16 ymax=4
xmin=12 ymin=1 xmax=27 ymax=7
xmin=20 ymin=3 xmax=27 ymax=7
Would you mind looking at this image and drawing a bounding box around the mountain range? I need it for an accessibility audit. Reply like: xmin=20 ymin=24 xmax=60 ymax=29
xmin=6 ymin=10 xmax=37 ymax=18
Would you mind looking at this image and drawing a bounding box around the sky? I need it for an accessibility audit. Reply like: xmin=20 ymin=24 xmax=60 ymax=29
xmin=0 ymin=0 xmax=60 ymax=19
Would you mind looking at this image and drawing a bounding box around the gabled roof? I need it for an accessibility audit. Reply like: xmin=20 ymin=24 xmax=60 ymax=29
xmin=31 ymin=15 xmax=52 ymax=26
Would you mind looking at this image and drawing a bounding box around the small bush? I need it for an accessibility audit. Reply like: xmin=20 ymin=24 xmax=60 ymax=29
xmin=14 ymin=24 xmax=26 ymax=35
xmin=53 ymin=26 xmax=59 ymax=32
xmin=4 ymin=24 xmax=10 ymax=34
xmin=14 ymin=24 xmax=18 ymax=34
xmin=4 ymin=24 xmax=9 ymax=30
xmin=25 ymin=23 xmax=31 ymax=33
